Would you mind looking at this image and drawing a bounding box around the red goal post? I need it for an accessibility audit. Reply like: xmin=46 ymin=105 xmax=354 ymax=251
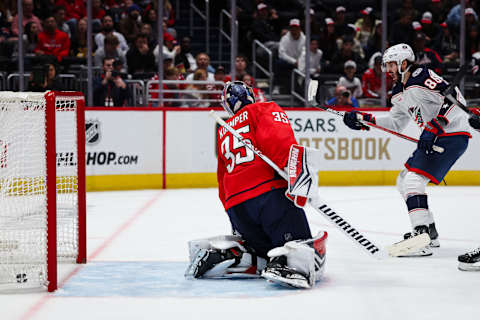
xmin=0 ymin=91 xmax=86 ymax=292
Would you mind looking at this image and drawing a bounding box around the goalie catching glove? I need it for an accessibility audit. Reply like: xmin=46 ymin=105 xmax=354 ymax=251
xmin=343 ymin=111 xmax=376 ymax=130
xmin=285 ymin=144 xmax=322 ymax=208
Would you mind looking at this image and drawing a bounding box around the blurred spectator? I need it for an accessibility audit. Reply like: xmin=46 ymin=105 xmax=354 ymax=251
xmin=163 ymin=0 xmax=175 ymax=28
xmin=183 ymin=69 xmax=210 ymax=107
xmin=148 ymin=66 xmax=183 ymax=107
xmin=95 ymin=15 xmax=128 ymax=55
xmin=11 ymin=0 xmax=43 ymax=36
xmin=174 ymin=36 xmax=197 ymax=74
xmin=395 ymin=0 xmax=420 ymax=22
xmin=119 ymin=3 xmax=142 ymax=44
xmin=210 ymin=66 xmax=226 ymax=107
xmin=126 ymin=33 xmax=155 ymax=75
xmin=278 ymin=19 xmax=305 ymax=67
xmin=430 ymin=0 xmax=448 ymax=23
xmin=214 ymin=65 xmax=226 ymax=83
xmin=93 ymin=57 xmax=129 ymax=106
xmin=24 ymin=21 xmax=39 ymax=54
xmin=307 ymin=8 xmax=322 ymax=35
xmin=447 ymin=1 xmax=478 ymax=31
xmin=334 ymin=6 xmax=348 ymax=39
xmin=142 ymin=9 xmax=158 ymax=39
xmin=186 ymin=52 xmax=215 ymax=81
xmin=327 ymin=85 xmax=359 ymax=108
xmin=56 ymin=0 xmax=86 ymax=34
xmin=412 ymin=21 xmax=423 ymax=33
xmin=153 ymin=32 xmax=180 ymax=64
xmin=34 ymin=15 xmax=70 ymax=62
xmin=361 ymin=53 xmax=393 ymax=98
xmin=53 ymin=5 xmax=71 ymax=38
xmin=242 ymin=73 xmax=266 ymax=102
xmin=298 ymin=38 xmax=322 ymax=78
xmin=433 ymin=22 xmax=458 ymax=62
xmin=70 ymin=17 xmax=90 ymax=57
xmin=413 ymin=32 xmax=443 ymax=74
xmin=92 ymin=0 xmax=106 ymax=21
xmin=337 ymin=60 xmax=362 ymax=99
xmin=420 ymin=12 xmax=440 ymax=44
xmin=28 ymin=62 xmax=63 ymax=91
xmin=365 ymin=20 xmax=384 ymax=60
xmin=94 ymin=34 xmax=127 ymax=72
xmin=355 ymin=7 xmax=377 ymax=49
xmin=466 ymin=23 xmax=480 ymax=59
xmin=319 ymin=18 xmax=337 ymax=64
xmin=390 ymin=12 xmax=414 ymax=46
xmin=34 ymin=0 xmax=55 ymax=21
xmin=337 ymin=23 xmax=365 ymax=59
xmin=140 ymin=23 xmax=157 ymax=49
xmin=250 ymin=3 xmax=281 ymax=48
xmin=329 ymin=37 xmax=364 ymax=74
xmin=224 ymin=54 xmax=250 ymax=82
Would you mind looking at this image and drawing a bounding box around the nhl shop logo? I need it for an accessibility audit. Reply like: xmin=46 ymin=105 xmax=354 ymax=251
xmin=85 ymin=119 xmax=101 ymax=145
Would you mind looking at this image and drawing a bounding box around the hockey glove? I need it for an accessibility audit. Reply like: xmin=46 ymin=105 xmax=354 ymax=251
xmin=468 ymin=114 xmax=480 ymax=131
xmin=343 ymin=111 xmax=375 ymax=130
xmin=418 ymin=117 xmax=445 ymax=154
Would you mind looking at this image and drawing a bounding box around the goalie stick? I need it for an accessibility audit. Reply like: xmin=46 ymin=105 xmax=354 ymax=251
xmin=307 ymin=80 xmax=445 ymax=153
xmin=209 ymin=110 xmax=430 ymax=258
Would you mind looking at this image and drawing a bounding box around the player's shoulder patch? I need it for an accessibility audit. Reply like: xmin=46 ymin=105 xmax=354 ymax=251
xmin=411 ymin=68 xmax=423 ymax=77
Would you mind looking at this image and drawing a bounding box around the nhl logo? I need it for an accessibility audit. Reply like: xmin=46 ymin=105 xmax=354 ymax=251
xmin=85 ymin=120 xmax=101 ymax=145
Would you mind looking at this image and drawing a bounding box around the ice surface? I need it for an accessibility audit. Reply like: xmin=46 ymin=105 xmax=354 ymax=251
xmin=3 ymin=187 xmax=480 ymax=320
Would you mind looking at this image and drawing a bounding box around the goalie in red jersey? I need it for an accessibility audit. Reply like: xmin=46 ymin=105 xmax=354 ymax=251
xmin=185 ymin=81 xmax=327 ymax=289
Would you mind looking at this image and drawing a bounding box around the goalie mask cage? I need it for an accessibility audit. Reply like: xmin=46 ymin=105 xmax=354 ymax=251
xmin=0 ymin=91 xmax=86 ymax=292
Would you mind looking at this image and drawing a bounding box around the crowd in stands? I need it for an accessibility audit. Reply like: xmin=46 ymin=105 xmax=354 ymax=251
xmin=0 ymin=0 xmax=478 ymax=107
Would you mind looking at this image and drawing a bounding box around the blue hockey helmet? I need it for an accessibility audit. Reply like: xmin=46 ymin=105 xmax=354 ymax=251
xmin=221 ymin=81 xmax=255 ymax=116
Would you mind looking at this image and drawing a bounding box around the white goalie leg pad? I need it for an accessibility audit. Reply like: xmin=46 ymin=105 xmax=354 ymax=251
xmin=266 ymin=232 xmax=328 ymax=288
xmin=185 ymin=235 xmax=265 ymax=279
xmin=287 ymin=144 xmax=322 ymax=199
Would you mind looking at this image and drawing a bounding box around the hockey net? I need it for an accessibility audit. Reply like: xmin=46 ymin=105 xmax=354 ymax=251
xmin=0 ymin=91 xmax=86 ymax=292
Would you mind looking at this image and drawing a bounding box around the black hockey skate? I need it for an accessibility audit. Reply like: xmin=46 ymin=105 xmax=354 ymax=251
xmin=261 ymin=256 xmax=310 ymax=289
xmin=404 ymin=223 xmax=439 ymax=248
xmin=458 ymin=247 xmax=480 ymax=271
xmin=399 ymin=225 xmax=433 ymax=257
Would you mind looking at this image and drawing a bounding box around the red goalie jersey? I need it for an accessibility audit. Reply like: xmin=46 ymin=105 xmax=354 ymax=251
xmin=216 ymin=101 xmax=298 ymax=210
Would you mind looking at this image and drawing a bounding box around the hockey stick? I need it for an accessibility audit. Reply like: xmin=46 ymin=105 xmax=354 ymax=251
xmin=442 ymin=64 xmax=475 ymax=116
xmin=209 ymin=110 xmax=430 ymax=258
xmin=307 ymin=80 xmax=445 ymax=153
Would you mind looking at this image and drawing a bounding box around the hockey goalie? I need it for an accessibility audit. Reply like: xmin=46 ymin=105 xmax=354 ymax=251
xmin=185 ymin=81 xmax=327 ymax=289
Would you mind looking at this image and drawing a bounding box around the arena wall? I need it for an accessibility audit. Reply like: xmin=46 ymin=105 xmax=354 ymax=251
xmin=84 ymin=107 xmax=480 ymax=191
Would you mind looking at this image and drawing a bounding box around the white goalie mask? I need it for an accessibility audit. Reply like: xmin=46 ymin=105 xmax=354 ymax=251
xmin=382 ymin=44 xmax=415 ymax=81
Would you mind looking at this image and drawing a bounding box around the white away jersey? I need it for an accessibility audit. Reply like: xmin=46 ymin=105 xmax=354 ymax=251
xmin=376 ymin=66 xmax=471 ymax=136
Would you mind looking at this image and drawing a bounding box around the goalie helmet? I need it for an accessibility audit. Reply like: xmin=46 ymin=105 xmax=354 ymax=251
xmin=221 ymin=81 xmax=255 ymax=116
xmin=382 ymin=43 xmax=415 ymax=81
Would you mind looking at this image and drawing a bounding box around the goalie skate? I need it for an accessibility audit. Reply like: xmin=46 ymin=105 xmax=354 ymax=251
xmin=458 ymin=247 xmax=480 ymax=271
xmin=261 ymin=256 xmax=311 ymax=289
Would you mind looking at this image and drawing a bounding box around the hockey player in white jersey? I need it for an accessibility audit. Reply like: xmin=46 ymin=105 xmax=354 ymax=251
xmin=343 ymin=43 xmax=474 ymax=256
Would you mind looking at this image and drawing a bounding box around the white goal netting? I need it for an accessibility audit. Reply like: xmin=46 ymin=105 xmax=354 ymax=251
xmin=0 ymin=92 xmax=83 ymax=291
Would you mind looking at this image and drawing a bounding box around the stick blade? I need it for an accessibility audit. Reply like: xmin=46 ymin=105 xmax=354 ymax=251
xmin=307 ymin=80 xmax=319 ymax=103
xmin=386 ymin=233 xmax=431 ymax=257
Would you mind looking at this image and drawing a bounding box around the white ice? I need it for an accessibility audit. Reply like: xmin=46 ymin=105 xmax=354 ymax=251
xmin=3 ymin=186 xmax=480 ymax=320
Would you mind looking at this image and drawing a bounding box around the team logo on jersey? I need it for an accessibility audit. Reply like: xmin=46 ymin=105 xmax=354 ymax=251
xmin=408 ymin=106 xmax=424 ymax=127
xmin=412 ymin=68 xmax=422 ymax=77
xmin=85 ymin=119 xmax=101 ymax=145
